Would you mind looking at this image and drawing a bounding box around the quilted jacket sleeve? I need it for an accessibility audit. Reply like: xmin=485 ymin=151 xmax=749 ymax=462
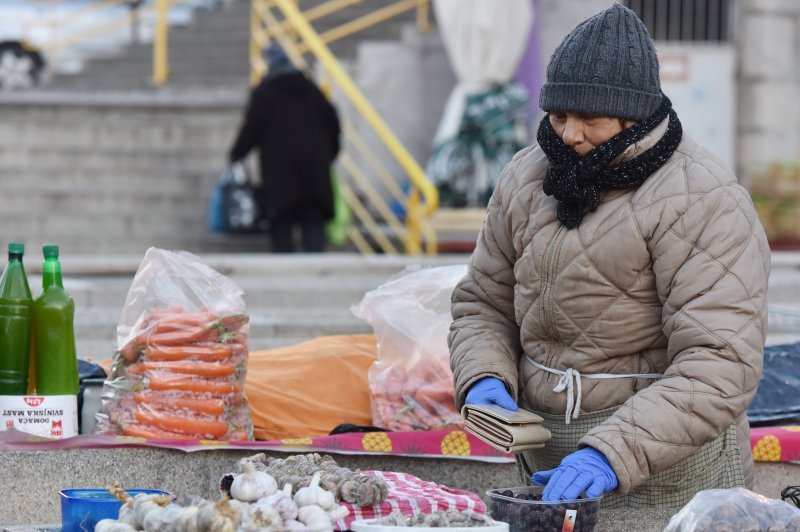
xmin=449 ymin=151 xmax=530 ymax=409
xmin=580 ymin=180 xmax=770 ymax=493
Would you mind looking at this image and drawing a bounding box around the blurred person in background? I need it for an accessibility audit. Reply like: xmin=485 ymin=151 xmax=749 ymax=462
xmin=449 ymin=3 xmax=770 ymax=508
xmin=229 ymin=44 xmax=340 ymax=252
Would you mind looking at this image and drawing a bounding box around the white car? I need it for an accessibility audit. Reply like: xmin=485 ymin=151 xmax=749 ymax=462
xmin=0 ymin=0 xmax=220 ymax=90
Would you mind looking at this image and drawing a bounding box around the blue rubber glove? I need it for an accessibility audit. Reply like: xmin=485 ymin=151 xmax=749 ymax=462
xmin=464 ymin=377 xmax=518 ymax=411
xmin=532 ymin=447 xmax=618 ymax=501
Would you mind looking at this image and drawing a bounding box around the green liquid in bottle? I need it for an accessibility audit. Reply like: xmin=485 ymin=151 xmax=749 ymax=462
xmin=32 ymin=245 xmax=79 ymax=396
xmin=0 ymin=243 xmax=33 ymax=395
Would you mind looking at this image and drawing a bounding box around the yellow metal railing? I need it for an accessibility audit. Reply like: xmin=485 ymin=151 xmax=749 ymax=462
xmin=153 ymin=0 xmax=170 ymax=84
xmin=252 ymin=0 xmax=439 ymax=255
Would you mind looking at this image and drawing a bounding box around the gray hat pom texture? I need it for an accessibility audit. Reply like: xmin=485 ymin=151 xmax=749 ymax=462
xmin=539 ymin=2 xmax=662 ymax=121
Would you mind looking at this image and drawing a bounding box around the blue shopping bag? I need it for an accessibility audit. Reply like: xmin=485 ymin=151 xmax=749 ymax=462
xmin=206 ymin=162 xmax=261 ymax=233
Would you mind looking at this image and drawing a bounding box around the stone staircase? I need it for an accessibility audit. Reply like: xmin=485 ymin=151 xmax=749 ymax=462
xmin=0 ymin=0 xmax=452 ymax=255
xmin=0 ymin=93 xmax=258 ymax=255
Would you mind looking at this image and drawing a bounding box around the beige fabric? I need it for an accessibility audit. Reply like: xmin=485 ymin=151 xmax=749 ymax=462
xmin=515 ymin=407 xmax=744 ymax=508
xmin=449 ymin=119 xmax=770 ymax=494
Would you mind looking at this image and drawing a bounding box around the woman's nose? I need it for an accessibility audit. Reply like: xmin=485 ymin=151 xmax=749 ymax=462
xmin=561 ymin=118 xmax=584 ymax=146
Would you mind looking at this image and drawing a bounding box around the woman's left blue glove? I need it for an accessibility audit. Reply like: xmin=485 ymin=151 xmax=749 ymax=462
xmin=532 ymin=447 xmax=618 ymax=501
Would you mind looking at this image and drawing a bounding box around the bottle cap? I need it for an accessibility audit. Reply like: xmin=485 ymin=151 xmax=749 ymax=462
xmin=8 ymin=242 xmax=24 ymax=255
xmin=43 ymin=244 xmax=59 ymax=259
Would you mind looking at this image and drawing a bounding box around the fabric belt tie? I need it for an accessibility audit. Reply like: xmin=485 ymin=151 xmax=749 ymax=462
xmin=525 ymin=355 xmax=664 ymax=425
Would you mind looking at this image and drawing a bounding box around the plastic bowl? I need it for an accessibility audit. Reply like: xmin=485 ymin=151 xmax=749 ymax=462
xmin=59 ymin=488 xmax=172 ymax=532
xmin=486 ymin=486 xmax=601 ymax=532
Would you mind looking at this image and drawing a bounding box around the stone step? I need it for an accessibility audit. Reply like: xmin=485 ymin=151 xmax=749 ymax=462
xmin=0 ymin=149 xmax=228 ymax=171
xmin=3 ymin=236 xmax=269 ymax=258
xmin=0 ymin=186 xmax=209 ymax=212
xmin=0 ymin=171 xmax=215 ymax=192
xmin=0 ymin=124 xmax=238 ymax=149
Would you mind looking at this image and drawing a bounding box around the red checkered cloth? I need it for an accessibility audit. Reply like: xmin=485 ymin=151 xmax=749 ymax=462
xmin=334 ymin=470 xmax=487 ymax=530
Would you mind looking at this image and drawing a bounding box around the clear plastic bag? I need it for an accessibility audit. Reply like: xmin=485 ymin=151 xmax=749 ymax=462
xmin=95 ymin=247 xmax=253 ymax=441
xmin=663 ymin=487 xmax=800 ymax=532
xmin=351 ymin=264 xmax=467 ymax=431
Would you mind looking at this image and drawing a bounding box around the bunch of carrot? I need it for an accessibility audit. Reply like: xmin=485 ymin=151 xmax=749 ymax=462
xmin=369 ymin=362 xmax=463 ymax=431
xmin=97 ymin=306 xmax=253 ymax=441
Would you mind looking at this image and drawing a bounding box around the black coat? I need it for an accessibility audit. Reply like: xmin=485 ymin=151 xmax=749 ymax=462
xmin=230 ymin=71 xmax=341 ymax=221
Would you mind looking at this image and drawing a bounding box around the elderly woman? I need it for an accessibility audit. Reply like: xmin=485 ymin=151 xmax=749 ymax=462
xmin=449 ymin=3 xmax=770 ymax=508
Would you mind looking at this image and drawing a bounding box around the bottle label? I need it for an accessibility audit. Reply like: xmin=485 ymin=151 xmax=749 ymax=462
xmin=0 ymin=395 xmax=78 ymax=439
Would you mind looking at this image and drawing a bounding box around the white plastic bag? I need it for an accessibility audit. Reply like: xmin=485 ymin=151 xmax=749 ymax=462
xmin=352 ymin=264 xmax=467 ymax=431
xmin=95 ymin=248 xmax=253 ymax=441
xmin=663 ymin=487 xmax=800 ymax=532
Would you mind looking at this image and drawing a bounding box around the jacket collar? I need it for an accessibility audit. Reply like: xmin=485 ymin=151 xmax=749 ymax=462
xmin=612 ymin=116 xmax=671 ymax=165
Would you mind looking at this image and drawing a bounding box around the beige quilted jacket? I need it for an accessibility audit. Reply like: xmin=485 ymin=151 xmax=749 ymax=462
xmin=449 ymin=119 xmax=770 ymax=493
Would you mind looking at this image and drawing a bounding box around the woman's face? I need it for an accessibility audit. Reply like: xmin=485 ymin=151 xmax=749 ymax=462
xmin=549 ymin=112 xmax=634 ymax=156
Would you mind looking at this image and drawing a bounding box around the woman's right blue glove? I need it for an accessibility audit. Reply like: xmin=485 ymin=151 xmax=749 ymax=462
xmin=465 ymin=376 xmax=518 ymax=411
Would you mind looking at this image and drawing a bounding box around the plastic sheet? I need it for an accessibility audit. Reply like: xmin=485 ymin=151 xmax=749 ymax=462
xmin=352 ymin=265 xmax=467 ymax=431
xmin=747 ymin=342 xmax=800 ymax=426
xmin=663 ymin=487 xmax=800 ymax=531
xmin=95 ymin=247 xmax=253 ymax=441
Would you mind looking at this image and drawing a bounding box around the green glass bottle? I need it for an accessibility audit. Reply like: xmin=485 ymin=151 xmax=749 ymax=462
xmin=32 ymin=245 xmax=79 ymax=395
xmin=0 ymin=242 xmax=33 ymax=395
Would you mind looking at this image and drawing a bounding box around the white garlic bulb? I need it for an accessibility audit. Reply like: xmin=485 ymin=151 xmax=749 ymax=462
xmin=297 ymin=505 xmax=334 ymax=532
xmin=294 ymin=472 xmax=336 ymax=510
xmin=230 ymin=460 xmax=278 ymax=503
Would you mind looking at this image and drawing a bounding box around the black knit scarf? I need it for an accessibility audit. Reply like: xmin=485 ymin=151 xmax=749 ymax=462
xmin=537 ymin=95 xmax=683 ymax=229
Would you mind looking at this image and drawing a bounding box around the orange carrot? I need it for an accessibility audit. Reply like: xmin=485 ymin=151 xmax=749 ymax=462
xmin=134 ymin=392 xmax=226 ymax=416
xmin=142 ymin=344 xmax=232 ymax=362
xmin=120 ymin=342 xmax=140 ymax=363
xmin=151 ymin=312 xmax=217 ymax=334
xmin=122 ymin=423 xmax=193 ymax=440
xmin=145 ymin=326 xmax=219 ymax=346
xmin=132 ymin=360 xmax=236 ymax=379
xmin=147 ymin=374 xmax=240 ymax=395
xmin=133 ymin=409 xmax=229 ymax=439
xmin=218 ymin=314 xmax=248 ymax=331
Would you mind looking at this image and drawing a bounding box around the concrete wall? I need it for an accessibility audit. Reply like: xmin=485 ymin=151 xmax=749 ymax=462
xmin=736 ymin=0 xmax=800 ymax=182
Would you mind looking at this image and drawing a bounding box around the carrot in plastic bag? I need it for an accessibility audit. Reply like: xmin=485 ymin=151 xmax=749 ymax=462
xmin=141 ymin=344 xmax=232 ymax=362
xmin=133 ymin=409 xmax=229 ymax=439
xmin=150 ymin=312 xmax=218 ymax=334
xmin=134 ymin=392 xmax=226 ymax=416
xmin=122 ymin=423 xmax=192 ymax=440
xmin=128 ymin=360 xmax=237 ymax=379
xmin=145 ymin=327 xmax=221 ymax=346
xmin=146 ymin=374 xmax=240 ymax=395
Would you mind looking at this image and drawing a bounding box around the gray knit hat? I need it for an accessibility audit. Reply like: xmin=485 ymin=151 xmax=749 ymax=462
xmin=539 ymin=2 xmax=662 ymax=121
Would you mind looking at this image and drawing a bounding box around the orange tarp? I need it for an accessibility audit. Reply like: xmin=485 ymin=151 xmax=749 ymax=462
xmin=246 ymin=334 xmax=377 ymax=440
